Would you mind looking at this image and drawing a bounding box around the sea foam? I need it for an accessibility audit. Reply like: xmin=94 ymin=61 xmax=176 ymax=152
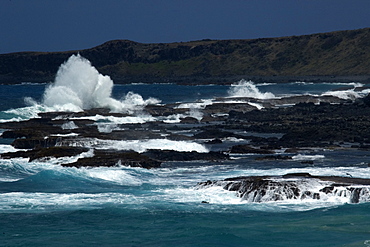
xmin=228 ymin=79 xmax=275 ymax=99
xmin=42 ymin=54 xmax=159 ymax=112
xmin=66 ymin=139 xmax=209 ymax=153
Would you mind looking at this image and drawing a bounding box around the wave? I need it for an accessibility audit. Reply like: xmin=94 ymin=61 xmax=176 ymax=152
xmin=0 ymin=55 xmax=163 ymax=122
xmin=318 ymin=82 xmax=370 ymax=100
xmin=58 ymin=138 xmax=208 ymax=153
xmin=0 ymin=192 xmax=134 ymax=212
xmin=292 ymin=154 xmax=325 ymax=161
xmin=228 ymin=79 xmax=275 ymax=99
xmin=0 ymin=144 xmax=19 ymax=154
xmin=0 ymin=104 xmax=45 ymax=122
xmin=41 ymin=54 xmax=160 ymax=113
xmin=198 ymin=174 xmax=370 ymax=208
xmin=0 ymin=157 xmax=369 ymax=212
xmin=321 ymin=89 xmax=359 ymax=100
xmin=0 ymin=159 xmax=35 ymax=182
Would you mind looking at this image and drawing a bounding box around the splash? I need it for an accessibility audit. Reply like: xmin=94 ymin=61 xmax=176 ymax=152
xmin=58 ymin=138 xmax=209 ymax=153
xmin=321 ymin=89 xmax=361 ymax=100
xmin=228 ymin=79 xmax=275 ymax=99
xmin=42 ymin=54 xmax=159 ymax=112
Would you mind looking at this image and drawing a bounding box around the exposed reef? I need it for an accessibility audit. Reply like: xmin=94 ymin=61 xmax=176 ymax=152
xmin=198 ymin=173 xmax=370 ymax=203
xmin=1 ymin=93 xmax=370 ymax=173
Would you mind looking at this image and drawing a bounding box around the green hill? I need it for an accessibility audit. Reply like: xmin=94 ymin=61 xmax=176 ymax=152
xmin=1 ymin=28 xmax=370 ymax=84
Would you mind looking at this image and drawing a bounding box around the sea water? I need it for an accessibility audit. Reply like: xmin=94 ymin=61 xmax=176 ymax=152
xmin=1 ymin=55 xmax=370 ymax=246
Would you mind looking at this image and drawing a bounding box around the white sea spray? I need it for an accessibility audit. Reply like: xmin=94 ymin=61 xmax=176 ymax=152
xmin=322 ymin=89 xmax=361 ymax=100
xmin=65 ymin=138 xmax=209 ymax=153
xmin=228 ymin=79 xmax=275 ymax=99
xmin=42 ymin=54 xmax=160 ymax=113
xmin=61 ymin=121 xmax=78 ymax=130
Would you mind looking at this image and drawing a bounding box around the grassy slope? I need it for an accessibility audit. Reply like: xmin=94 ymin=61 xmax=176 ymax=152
xmin=0 ymin=28 xmax=369 ymax=83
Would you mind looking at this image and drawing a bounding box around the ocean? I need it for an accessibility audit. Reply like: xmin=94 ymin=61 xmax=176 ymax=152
xmin=1 ymin=55 xmax=370 ymax=246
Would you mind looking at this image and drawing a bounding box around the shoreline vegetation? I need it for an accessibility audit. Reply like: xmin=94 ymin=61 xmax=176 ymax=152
xmin=1 ymin=28 xmax=370 ymax=85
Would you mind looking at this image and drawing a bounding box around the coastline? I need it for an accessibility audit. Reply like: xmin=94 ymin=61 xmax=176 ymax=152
xmin=1 ymin=28 xmax=370 ymax=85
xmin=1 ymin=74 xmax=370 ymax=85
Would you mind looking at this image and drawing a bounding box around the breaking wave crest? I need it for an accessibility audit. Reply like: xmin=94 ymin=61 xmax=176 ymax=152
xmin=42 ymin=54 xmax=159 ymax=112
xmin=228 ymin=79 xmax=275 ymax=99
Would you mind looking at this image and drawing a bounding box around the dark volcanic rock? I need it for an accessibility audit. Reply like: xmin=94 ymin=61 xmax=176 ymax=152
xmin=193 ymin=129 xmax=245 ymax=139
xmin=143 ymin=150 xmax=229 ymax=161
xmin=3 ymin=90 xmax=370 ymax=169
xmin=180 ymin=117 xmax=199 ymax=124
xmin=227 ymin=100 xmax=370 ymax=147
xmin=64 ymin=150 xmax=161 ymax=169
xmin=198 ymin=173 xmax=370 ymax=203
xmin=230 ymin=144 xmax=274 ymax=154
xmin=1 ymin=146 xmax=90 ymax=161
xmin=144 ymin=105 xmax=188 ymax=117
xmin=203 ymin=102 xmax=257 ymax=115
xmin=12 ymin=137 xmax=61 ymax=149
xmin=204 ymin=139 xmax=223 ymax=144
xmin=255 ymin=155 xmax=292 ymax=161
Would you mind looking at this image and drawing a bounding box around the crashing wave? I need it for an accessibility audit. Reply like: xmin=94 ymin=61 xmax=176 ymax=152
xmin=57 ymin=138 xmax=209 ymax=153
xmin=198 ymin=173 xmax=370 ymax=204
xmin=228 ymin=79 xmax=275 ymax=99
xmin=42 ymin=54 xmax=159 ymax=113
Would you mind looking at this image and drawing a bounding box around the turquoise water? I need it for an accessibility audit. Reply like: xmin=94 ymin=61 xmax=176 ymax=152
xmin=2 ymin=204 xmax=370 ymax=247
xmin=1 ymin=81 xmax=370 ymax=246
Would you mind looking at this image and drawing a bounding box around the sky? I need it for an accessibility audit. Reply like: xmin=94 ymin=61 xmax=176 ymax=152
xmin=0 ymin=0 xmax=370 ymax=54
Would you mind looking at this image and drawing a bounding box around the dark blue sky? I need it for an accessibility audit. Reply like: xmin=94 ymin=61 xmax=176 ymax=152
xmin=1 ymin=0 xmax=370 ymax=54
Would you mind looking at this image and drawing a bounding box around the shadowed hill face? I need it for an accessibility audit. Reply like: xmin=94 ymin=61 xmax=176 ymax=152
xmin=1 ymin=28 xmax=370 ymax=84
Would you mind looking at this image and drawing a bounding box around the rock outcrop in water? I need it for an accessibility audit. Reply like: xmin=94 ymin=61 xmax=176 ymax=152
xmin=198 ymin=173 xmax=370 ymax=203
xmin=2 ymin=93 xmax=370 ymax=167
xmin=2 ymin=83 xmax=370 ymax=171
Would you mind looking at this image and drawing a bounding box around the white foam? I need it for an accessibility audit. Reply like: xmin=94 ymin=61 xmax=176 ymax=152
xmin=0 ymin=144 xmax=19 ymax=154
xmin=177 ymin=99 xmax=213 ymax=109
xmin=71 ymin=114 xmax=156 ymax=124
xmin=80 ymin=167 xmax=143 ymax=186
xmin=50 ymin=133 xmax=79 ymax=137
xmin=228 ymin=79 xmax=275 ymax=99
xmin=322 ymin=89 xmax=361 ymax=100
xmin=73 ymin=112 xmax=201 ymax=125
xmin=61 ymin=121 xmax=78 ymax=130
xmin=61 ymin=138 xmax=209 ymax=153
xmin=100 ymin=139 xmax=209 ymax=153
xmin=160 ymin=186 xmax=244 ymax=205
xmin=292 ymin=154 xmax=325 ymax=161
xmin=97 ymin=123 xmax=119 ymax=133
xmin=29 ymin=149 xmax=94 ymax=165
xmin=188 ymin=108 xmax=203 ymax=121
xmin=0 ymin=192 xmax=138 ymax=212
xmin=42 ymin=54 xmax=159 ymax=113
xmin=1 ymin=105 xmax=44 ymax=122
xmin=120 ymin=91 xmax=160 ymax=113
xmin=247 ymin=102 xmax=264 ymax=109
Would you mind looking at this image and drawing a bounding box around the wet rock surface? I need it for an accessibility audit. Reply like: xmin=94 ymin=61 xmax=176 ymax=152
xmin=1 ymin=94 xmax=370 ymax=170
xmin=64 ymin=150 xmax=161 ymax=169
xmin=198 ymin=173 xmax=370 ymax=203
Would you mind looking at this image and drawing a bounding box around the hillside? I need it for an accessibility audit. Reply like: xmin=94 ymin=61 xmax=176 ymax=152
xmin=1 ymin=28 xmax=370 ymax=84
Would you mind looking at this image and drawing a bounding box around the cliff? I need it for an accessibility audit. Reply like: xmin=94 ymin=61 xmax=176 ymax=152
xmin=1 ymin=28 xmax=370 ymax=84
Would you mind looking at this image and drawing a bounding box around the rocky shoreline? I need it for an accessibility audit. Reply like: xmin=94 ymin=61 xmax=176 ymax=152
xmin=2 ymin=75 xmax=370 ymax=85
xmin=2 ymin=93 xmax=370 ymax=165
xmin=198 ymin=173 xmax=370 ymax=203
xmin=2 ymin=92 xmax=370 ymax=202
